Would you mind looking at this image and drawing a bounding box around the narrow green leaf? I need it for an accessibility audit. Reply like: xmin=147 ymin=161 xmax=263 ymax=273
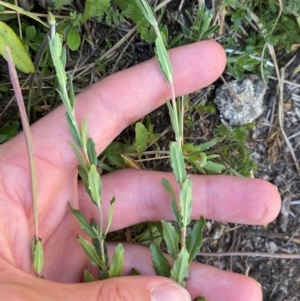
xmin=68 ymin=75 xmax=75 ymax=108
xmin=155 ymin=37 xmax=173 ymax=82
xmin=166 ymin=101 xmax=180 ymax=141
xmin=60 ymin=46 xmax=67 ymax=70
xmin=83 ymin=269 xmax=96 ymax=282
xmin=87 ymin=138 xmax=97 ymax=166
xmin=108 ymin=243 xmax=124 ymax=278
xmin=170 ymin=142 xmax=186 ymax=187
xmin=88 ymin=165 xmax=102 ymax=205
xmin=183 ymin=137 xmax=222 ymax=154
xmin=186 ymin=217 xmax=206 ymax=262
xmin=105 ymin=196 xmax=116 ymax=236
xmin=0 ymin=21 xmax=34 ymax=74
xmin=91 ymin=219 xmax=101 ymax=257
xmin=67 ymin=27 xmax=81 ymax=51
xmin=203 ymin=161 xmax=225 ymax=174
xmin=161 ymin=178 xmax=181 ymax=224
xmin=170 ymin=247 xmax=189 ymax=287
xmin=150 ymin=241 xmax=171 ymax=277
xmin=33 ymin=239 xmax=44 ymax=275
xmin=68 ymin=203 xmax=97 ymax=237
xmin=161 ymin=220 xmax=179 ymax=260
xmin=134 ymin=122 xmax=149 ymax=155
xmin=68 ymin=141 xmax=86 ymax=169
xmin=49 ymin=34 xmax=67 ymax=88
xmin=180 ymin=179 xmax=193 ymax=228
xmin=194 ymin=297 xmax=206 ymax=301
xmin=197 ymin=137 xmax=223 ymax=151
xmin=81 ymin=116 xmax=88 ymax=151
xmin=77 ymin=235 xmax=106 ymax=269
xmin=135 ymin=0 xmax=154 ymax=25
xmin=78 ymin=164 xmax=89 ymax=189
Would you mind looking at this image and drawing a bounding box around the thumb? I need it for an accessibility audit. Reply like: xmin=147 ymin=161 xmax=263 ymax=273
xmin=71 ymin=276 xmax=192 ymax=301
xmin=1 ymin=269 xmax=191 ymax=301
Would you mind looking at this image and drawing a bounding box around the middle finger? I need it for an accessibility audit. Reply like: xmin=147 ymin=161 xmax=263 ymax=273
xmin=77 ymin=170 xmax=280 ymax=231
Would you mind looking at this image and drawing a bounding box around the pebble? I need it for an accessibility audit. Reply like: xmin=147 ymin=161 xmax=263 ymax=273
xmin=215 ymin=75 xmax=266 ymax=125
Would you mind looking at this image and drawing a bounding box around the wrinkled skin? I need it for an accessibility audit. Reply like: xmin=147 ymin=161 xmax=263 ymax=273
xmin=0 ymin=41 xmax=280 ymax=301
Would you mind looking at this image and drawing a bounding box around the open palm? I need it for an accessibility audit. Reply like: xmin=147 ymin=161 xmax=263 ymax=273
xmin=0 ymin=41 xmax=280 ymax=301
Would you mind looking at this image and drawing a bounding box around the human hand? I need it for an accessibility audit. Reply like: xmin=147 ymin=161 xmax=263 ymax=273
xmin=0 ymin=41 xmax=280 ymax=301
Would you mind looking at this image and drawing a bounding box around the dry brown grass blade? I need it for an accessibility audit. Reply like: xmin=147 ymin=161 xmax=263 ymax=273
xmin=268 ymin=46 xmax=300 ymax=176
xmin=4 ymin=46 xmax=39 ymax=240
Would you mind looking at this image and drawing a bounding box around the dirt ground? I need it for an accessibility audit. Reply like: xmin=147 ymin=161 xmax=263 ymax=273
xmin=196 ymin=57 xmax=300 ymax=301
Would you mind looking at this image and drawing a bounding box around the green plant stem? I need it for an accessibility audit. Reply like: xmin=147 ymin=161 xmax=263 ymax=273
xmin=97 ymin=203 xmax=105 ymax=259
xmin=5 ymin=46 xmax=39 ymax=241
xmin=153 ymin=21 xmax=186 ymax=251
xmin=181 ymin=229 xmax=186 ymax=248
xmin=180 ymin=96 xmax=184 ymax=145
xmin=169 ymin=81 xmax=182 ymax=145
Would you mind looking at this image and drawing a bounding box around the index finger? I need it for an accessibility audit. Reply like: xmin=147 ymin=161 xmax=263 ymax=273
xmin=3 ymin=41 xmax=226 ymax=168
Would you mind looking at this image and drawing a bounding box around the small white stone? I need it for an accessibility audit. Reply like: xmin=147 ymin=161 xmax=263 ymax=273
xmin=214 ymin=75 xmax=266 ymax=125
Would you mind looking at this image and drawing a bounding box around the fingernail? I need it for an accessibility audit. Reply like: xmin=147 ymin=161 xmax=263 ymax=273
xmin=150 ymin=284 xmax=191 ymax=301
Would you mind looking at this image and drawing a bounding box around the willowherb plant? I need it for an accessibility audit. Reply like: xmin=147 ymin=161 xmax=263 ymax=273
xmin=48 ymin=12 xmax=124 ymax=282
xmin=135 ymin=0 xmax=206 ymax=299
